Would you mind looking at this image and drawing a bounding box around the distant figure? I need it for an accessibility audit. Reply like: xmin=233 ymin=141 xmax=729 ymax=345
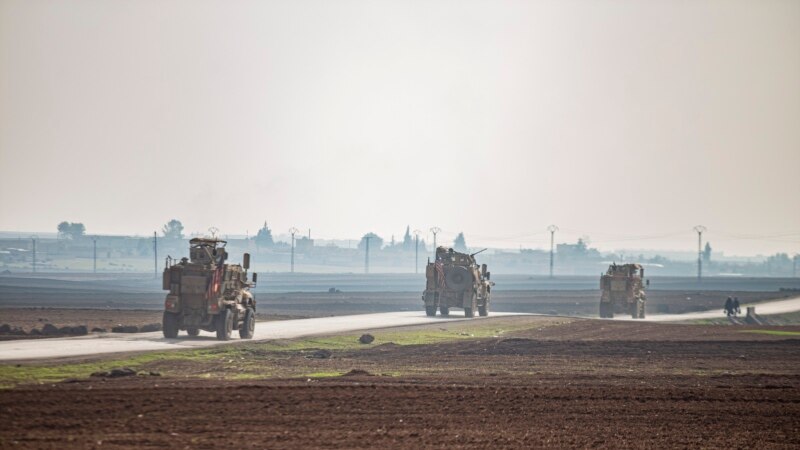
xmin=646 ymin=279 xmax=650 ymax=288
xmin=733 ymin=297 xmax=741 ymax=316
xmin=724 ymin=297 xmax=734 ymax=317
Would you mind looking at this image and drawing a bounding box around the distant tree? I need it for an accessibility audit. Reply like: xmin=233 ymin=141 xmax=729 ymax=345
xmin=57 ymin=221 xmax=70 ymax=238
xmin=161 ymin=219 xmax=184 ymax=239
xmin=255 ymin=221 xmax=275 ymax=247
xmin=703 ymin=242 xmax=712 ymax=263
xmin=72 ymin=222 xmax=86 ymax=238
xmin=402 ymin=226 xmax=413 ymax=251
xmin=453 ymin=232 xmax=467 ymax=252
xmin=358 ymin=233 xmax=384 ymax=251
xmin=765 ymin=252 xmax=792 ymax=275
xmin=57 ymin=221 xmax=86 ymax=240
xmin=647 ymin=254 xmax=669 ymax=265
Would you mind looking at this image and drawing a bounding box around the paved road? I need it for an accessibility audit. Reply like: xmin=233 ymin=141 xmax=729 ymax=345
xmin=615 ymin=295 xmax=800 ymax=322
xmin=2 ymin=296 xmax=798 ymax=362
xmin=0 ymin=311 xmax=524 ymax=362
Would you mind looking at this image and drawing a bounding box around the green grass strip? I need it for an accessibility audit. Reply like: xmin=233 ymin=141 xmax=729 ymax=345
xmin=739 ymin=329 xmax=800 ymax=336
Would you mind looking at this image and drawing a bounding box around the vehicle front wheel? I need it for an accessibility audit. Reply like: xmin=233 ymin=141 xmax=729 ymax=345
xmin=163 ymin=311 xmax=179 ymax=339
xmin=464 ymin=307 xmax=474 ymax=318
xmin=240 ymin=307 xmax=255 ymax=339
xmin=215 ymin=309 xmax=233 ymax=341
xmin=425 ymin=306 xmax=436 ymax=316
xmin=478 ymin=304 xmax=489 ymax=317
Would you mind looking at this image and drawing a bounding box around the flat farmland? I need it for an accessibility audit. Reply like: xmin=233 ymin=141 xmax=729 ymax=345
xmin=1 ymin=317 xmax=799 ymax=449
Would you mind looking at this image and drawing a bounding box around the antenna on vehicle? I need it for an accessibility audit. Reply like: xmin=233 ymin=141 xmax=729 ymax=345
xmin=470 ymin=248 xmax=488 ymax=257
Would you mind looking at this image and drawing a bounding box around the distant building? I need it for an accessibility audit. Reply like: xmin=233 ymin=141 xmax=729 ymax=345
xmin=295 ymin=236 xmax=314 ymax=253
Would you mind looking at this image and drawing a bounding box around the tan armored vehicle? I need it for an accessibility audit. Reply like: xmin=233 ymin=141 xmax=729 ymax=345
xmin=422 ymin=247 xmax=493 ymax=318
xmin=599 ymin=263 xmax=646 ymax=319
xmin=162 ymin=238 xmax=258 ymax=340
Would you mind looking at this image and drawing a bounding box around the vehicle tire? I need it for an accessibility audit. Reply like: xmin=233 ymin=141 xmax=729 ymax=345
xmin=598 ymin=303 xmax=606 ymax=318
xmin=464 ymin=307 xmax=474 ymax=318
xmin=239 ymin=307 xmax=255 ymax=339
xmin=440 ymin=306 xmax=449 ymax=316
xmin=630 ymin=304 xmax=639 ymax=319
xmin=215 ymin=308 xmax=233 ymax=341
xmin=478 ymin=304 xmax=489 ymax=317
xmin=639 ymin=302 xmax=646 ymax=319
xmin=186 ymin=328 xmax=200 ymax=337
xmin=445 ymin=266 xmax=472 ymax=290
xmin=425 ymin=306 xmax=436 ymax=316
xmin=162 ymin=311 xmax=179 ymax=339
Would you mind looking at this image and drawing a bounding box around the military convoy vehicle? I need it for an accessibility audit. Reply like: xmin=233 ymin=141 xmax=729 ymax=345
xmin=162 ymin=238 xmax=257 ymax=340
xmin=423 ymin=246 xmax=493 ymax=318
xmin=599 ymin=263 xmax=646 ymax=319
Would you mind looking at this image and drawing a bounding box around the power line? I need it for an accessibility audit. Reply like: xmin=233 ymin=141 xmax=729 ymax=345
xmin=289 ymin=227 xmax=299 ymax=273
xmin=414 ymin=229 xmax=421 ymax=274
xmin=364 ymin=235 xmax=372 ymax=274
xmin=694 ymin=225 xmax=706 ymax=281
xmin=547 ymin=225 xmax=558 ymax=278
xmin=153 ymin=231 xmax=158 ymax=279
xmin=92 ymin=236 xmax=98 ymax=273
xmin=429 ymin=227 xmax=441 ymax=254
xmin=30 ymin=235 xmax=37 ymax=274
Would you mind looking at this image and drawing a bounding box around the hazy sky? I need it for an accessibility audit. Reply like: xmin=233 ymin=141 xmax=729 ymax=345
xmin=1 ymin=0 xmax=798 ymax=255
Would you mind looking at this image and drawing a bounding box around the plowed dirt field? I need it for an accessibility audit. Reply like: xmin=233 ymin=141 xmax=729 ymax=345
xmin=1 ymin=317 xmax=799 ymax=449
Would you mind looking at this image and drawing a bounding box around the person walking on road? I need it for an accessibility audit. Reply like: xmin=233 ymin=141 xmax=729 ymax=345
xmin=724 ymin=297 xmax=734 ymax=317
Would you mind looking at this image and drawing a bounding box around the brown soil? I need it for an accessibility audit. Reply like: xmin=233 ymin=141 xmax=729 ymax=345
xmin=1 ymin=317 xmax=799 ymax=448
xmin=1 ymin=272 xmax=791 ymax=317
xmin=1 ymin=375 xmax=798 ymax=449
xmin=0 ymin=308 xmax=164 ymax=332
xmin=258 ymin=289 xmax=791 ymax=317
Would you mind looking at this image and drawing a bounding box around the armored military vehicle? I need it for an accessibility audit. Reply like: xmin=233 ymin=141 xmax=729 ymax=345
xmin=599 ymin=263 xmax=646 ymax=319
xmin=162 ymin=238 xmax=257 ymax=340
xmin=422 ymin=246 xmax=493 ymax=318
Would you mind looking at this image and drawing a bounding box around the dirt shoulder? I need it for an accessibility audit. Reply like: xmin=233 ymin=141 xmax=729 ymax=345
xmin=0 ymin=308 xmax=303 ymax=340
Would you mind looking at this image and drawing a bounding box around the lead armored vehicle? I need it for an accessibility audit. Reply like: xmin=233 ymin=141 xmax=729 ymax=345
xmin=422 ymin=246 xmax=493 ymax=318
xmin=599 ymin=263 xmax=646 ymax=319
xmin=162 ymin=238 xmax=257 ymax=340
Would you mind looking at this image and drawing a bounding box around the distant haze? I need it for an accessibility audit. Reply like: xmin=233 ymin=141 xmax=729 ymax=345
xmin=1 ymin=0 xmax=798 ymax=256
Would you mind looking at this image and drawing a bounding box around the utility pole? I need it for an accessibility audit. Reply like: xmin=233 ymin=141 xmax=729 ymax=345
xmin=30 ymin=236 xmax=37 ymax=273
xmin=153 ymin=231 xmax=158 ymax=278
xmin=414 ymin=229 xmax=421 ymax=274
xmin=289 ymin=227 xmax=298 ymax=273
xmin=364 ymin=235 xmax=372 ymax=274
xmin=793 ymin=254 xmax=798 ymax=278
xmin=547 ymin=225 xmax=558 ymax=278
xmin=693 ymin=225 xmax=706 ymax=281
xmin=92 ymin=236 xmax=97 ymax=273
xmin=429 ymin=227 xmax=440 ymax=254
